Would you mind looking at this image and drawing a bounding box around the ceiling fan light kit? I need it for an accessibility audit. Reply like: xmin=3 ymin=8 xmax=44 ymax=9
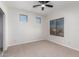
xmin=41 ymin=4 xmax=45 ymax=7
xmin=33 ymin=1 xmax=53 ymax=11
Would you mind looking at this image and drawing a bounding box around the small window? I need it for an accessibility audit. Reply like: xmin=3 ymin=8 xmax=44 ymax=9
xmin=20 ymin=14 xmax=28 ymax=23
xmin=36 ymin=16 xmax=41 ymax=24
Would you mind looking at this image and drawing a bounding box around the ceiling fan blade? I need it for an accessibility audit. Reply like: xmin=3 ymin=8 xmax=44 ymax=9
xmin=33 ymin=5 xmax=41 ymax=8
xmin=42 ymin=7 xmax=44 ymax=11
xmin=39 ymin=1 xmax=44 ymax=4
xmin=45 ymin=1 xmax=50 ymax=3
xmin=45 ymin=5 xmax=53 ymax=7
xmin=39 ymin=1 xmax=49 ymax=4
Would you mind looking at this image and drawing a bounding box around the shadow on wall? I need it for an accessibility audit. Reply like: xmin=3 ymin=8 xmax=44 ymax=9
xmin=0 ymin=8 xmax=4 ymax=51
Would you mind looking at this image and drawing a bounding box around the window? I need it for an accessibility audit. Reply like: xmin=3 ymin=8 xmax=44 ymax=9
xmin=20 ymin=14 xmax=28 ymax=23
xmin=36 ymin=16 xmax=41 ymax=24
xmin=50 ymin=17 xmax=64 ymax=37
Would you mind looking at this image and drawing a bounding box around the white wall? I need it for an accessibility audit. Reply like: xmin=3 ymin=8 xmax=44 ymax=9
xmin=7 ymin=7 xmax=45 ymax=46
xmin=46 ymin=4 xmax=79 ymax=51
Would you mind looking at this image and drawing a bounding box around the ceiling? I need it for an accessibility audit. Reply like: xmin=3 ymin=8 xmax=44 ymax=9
xmin=2 ymin=1 xmax=79 ymax=16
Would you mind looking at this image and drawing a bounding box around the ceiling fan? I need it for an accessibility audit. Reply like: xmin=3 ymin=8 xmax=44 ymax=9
xmin=33 ymin=1 xmax=53 ymax=11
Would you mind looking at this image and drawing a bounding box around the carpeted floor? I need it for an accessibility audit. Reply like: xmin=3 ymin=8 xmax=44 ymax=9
xmin=3 ymin=40 xmax=79 ymax=57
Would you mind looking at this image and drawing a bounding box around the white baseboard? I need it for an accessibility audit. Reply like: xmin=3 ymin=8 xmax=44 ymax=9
xmin=8 ymin=39 xmax=44 ymax=47
xmin=48 ymin=39 xmax=79 ymax=52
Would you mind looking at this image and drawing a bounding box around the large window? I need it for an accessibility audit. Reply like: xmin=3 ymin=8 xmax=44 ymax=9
xmin=50 ymin=17 xmax=64 ymax=37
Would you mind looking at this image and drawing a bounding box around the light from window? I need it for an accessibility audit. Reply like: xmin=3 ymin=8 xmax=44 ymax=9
xmin=20 ymin=14 xmax=28 ymax=23
xmin=36 ymin=16 xmax=41 ymax=24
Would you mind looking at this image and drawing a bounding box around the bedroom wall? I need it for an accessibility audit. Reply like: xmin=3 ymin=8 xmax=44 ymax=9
xmin=7 ymin=7 xmax=46 ymax=46
xmin=46 ymin=4 xmax=79 ymax=51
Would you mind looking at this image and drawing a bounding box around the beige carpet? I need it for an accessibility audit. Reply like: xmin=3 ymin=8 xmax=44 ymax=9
xmin=3 ymin=40 xmax=79 ymax=57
